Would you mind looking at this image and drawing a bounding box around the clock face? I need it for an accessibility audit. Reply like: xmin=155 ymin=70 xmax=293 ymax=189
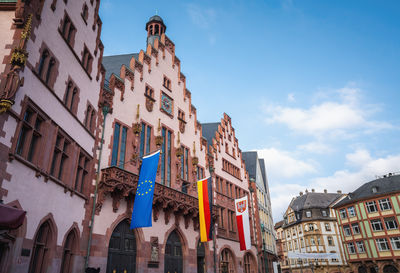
xmin=161 ymin=93 xmax=173 ymax=115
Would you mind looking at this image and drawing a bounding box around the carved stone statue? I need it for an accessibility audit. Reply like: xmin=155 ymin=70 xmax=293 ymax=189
xmin=1 ymin=65 xmax=24 ymax=100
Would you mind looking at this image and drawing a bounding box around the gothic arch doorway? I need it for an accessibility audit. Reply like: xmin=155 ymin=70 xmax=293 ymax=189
xmin=106 ymin=220 xmax=136 ymax=273
xmin=164 ymin=230 xmax=183 ymax=273
xmin=197 ymin=241 xmax=206 ymax=273
xmin=219 ymin=248 xmax=236 ymax=273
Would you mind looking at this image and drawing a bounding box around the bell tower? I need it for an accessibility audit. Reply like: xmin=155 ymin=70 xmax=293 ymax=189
xmin=146 ymin=15 xmax=166 ymax=46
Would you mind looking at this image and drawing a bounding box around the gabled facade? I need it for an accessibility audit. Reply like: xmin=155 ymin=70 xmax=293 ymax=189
xmin=277 ymin=190 xmax=349 ymax=273
xmin=88 ymin=15 xmax=215 ymax=273
xmin=202 ymin=114 xmax=259 ymax=273
xmin=334 ymin=174 xmax=400 ymax=273
xmin=0 ymin=0 xmax=104 ymax=272
xmin=243 ymin=151 xmax=277 ymax=273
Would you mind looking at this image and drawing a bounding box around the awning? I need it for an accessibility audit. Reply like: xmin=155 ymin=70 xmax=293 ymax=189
xmin=0 ymin=203 xmax=26 ymax=229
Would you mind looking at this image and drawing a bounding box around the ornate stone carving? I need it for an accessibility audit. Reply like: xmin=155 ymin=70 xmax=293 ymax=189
xmin=95 ymin=167 xmax=139 ymax=214
xmin=179 ymin=119 xmax=186 ymax=134
xmin=155 ymin=135 xmax=163 ymax=147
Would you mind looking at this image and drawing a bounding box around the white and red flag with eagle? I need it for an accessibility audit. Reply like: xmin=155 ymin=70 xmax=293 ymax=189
xmin=235 ymin=196 xmax=251 ymax=251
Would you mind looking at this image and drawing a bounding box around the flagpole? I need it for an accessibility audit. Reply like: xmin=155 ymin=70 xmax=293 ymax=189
xmin=207 ymin=157 xmax=217 ymax=273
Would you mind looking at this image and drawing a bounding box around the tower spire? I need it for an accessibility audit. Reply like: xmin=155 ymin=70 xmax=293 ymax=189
xmin=146 ymin=14 xmax=166 ymax=46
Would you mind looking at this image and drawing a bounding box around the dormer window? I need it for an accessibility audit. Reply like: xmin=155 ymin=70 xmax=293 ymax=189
xmin=306 ymin=211 xmax=311 ymax=218
xmin=372 ymin=186 xmax=378 ymax=193
xmin=321 ymin=210 xmax=328 ymax=217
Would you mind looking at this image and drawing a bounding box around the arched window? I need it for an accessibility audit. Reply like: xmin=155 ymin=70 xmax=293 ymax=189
xmin=84 ymin=105 xmax=92 ymax=127
xmin=244 ymin=253 xmax=256 ymax=273
xmin=149 ymin=25 xmax=153 ymax=35
xmin=29 ymin=221 xmax=53 ymax=273
xmin=70 ymin=88 xmax=77 ymax=111
xmin=45 ymin=58 xmax=55 ymax=84
xmin=60 ymin=230 xmax=77 ymax=273
xmin=155 ymin=24 xmax=159 ymax=35
xmin=38 ymin=50 xmax=49 ymax=77
xmin=89 ymin=109 xmax=95 ymax=132
xmin=220 ymin=248 xmax=235 ymax=273
xmin=384 ymin=265 xmax=399 ymax=273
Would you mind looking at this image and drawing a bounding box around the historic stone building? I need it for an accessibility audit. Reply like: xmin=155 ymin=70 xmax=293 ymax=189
xmin=202 ymin=116 xmax=260 ymax=273
xmin=0 ymin=0 xmax=104 ymax=272
xmin=277 ymin=190 xmax=349 ymax=273
xmin=243 ymin=151 xmax=277 ymax=273
xmin=333 ymin=173 xmax=400 ymax=273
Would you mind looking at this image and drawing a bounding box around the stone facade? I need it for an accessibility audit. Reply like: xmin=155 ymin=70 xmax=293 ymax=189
xmin=0 ymin=0 xmax=104 ymax=272
xmin=276 ymin=190 xmax=350 ymax=273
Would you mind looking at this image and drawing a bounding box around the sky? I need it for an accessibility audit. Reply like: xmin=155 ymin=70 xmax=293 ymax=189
xmin=99 ymin=0 xmax=400 ymax=221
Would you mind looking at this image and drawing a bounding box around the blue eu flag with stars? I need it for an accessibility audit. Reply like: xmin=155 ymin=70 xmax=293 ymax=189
xmin=130 ymin=150 xmax=160 ymax=229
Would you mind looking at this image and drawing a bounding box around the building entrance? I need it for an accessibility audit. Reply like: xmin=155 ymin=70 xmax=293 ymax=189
xmin=164 ymin=230 xmax=183 ymax=273
xmin=106 ymin=220 xmax=136 ymax=273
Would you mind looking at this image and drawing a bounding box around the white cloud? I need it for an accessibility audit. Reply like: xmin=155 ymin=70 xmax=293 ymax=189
xmin=264 ymin=86 xmax=393 ymax=138
xmin=266 ymin=148 xmax=400 ymax=221
xmin=257 ymin=148 xmax=316 ymax=179
xmin=298 ymin=141 xmax=333 ymax=154
xmin=186 ymin=4 xmax=216 ymax=29
xmin=287 ymin=93 xmax=295 ymax=102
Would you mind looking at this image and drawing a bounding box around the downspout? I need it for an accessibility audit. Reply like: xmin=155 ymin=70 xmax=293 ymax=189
xmin=84 ymin=105 xmax=109 ymax=270
xmin=208 ymin=158 xmax=217 ymax=273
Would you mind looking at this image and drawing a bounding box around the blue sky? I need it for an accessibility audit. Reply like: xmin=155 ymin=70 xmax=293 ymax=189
xmin=100 ymin=0 xmax=400 ymax=220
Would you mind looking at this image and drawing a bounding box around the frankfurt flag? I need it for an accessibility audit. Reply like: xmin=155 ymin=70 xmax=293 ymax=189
xmin=235 ymin=196 xmax=251 ymax=251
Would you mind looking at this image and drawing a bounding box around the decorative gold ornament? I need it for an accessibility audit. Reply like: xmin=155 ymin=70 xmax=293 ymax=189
xmin=0 ymin=99 xmax=14 ymax=114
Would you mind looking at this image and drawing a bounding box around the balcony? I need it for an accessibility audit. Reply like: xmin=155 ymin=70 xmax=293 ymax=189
xmin=95 ymin=166 xmax=217 ymax=229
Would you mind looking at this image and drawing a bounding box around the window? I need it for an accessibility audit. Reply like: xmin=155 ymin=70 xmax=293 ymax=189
xmin=50 ymin=133 xmax=70 ymax=181
xmin=328 ymin=236 xmax=334 ymax=246
xmin=347 ymin=242 xmax=356 ymax=254
xmin=139 ymin=123 xmax=152 ymax=157
xmin=339 ymin=209 xmax=347 ymax=219
xmin=306 ymin=211 xmax=312 ymax=218
xmin=366 ymin=201 xmax=378 ymax=213
xmin=228 ymin=210 xmax=235 ymax=232
xmin=160 ymin=128 xmax=172 ymax=186
xmin=352 ymin=223 xmax=360 ymax=235
xmin=15 ymin=106 xmax=44 ymax=164
xmin=390 ymin=237 xmax=400 ymax=250
xmin=180 ymin=146 xmax=189 ymax=181
xmin=197 ymin=166 xmax=204 ymax=180
xmin=84 ymin=104 xmax=96 ymax=133
xmin=321 ymin=210 xmax=328 ymax=217
xmin=310 ymin=237 xmax=316 ymax=246
xmin=371 ymin=219 xmax=383 ymax=232
xmin=163 ymin=75 xmax=171 ymax=90
xmin=300 ymin=238 xmax=305 ymax=248
xmin=60 ymin=12 xmax=76 ymax=46
xmin=317 ymin=236 xmax=321 ymax=245
xmin=29 ymin=221 xmax=53 ymax=273
xmin=82 ymin=46 xmax=93 ymax=74
xmin=74 ymin=152 xmax=90 ymax=193
xmin=308 ymin=223 xmax=314 ymax=231
xmin=343 ymin=225 xmax=351 ymax=236
xmin=356 ymin=241 xmax=365 ymax=253
xmin=220 ymin=208 xmax=225 ymax=228
xmin=81 ymin=3 xmax=89 ymax=22
xmin=376 ymin=238 xmax=390 ymax=251
xmin=298 ymin=225 xmax=302 ymax=234
xmin=325 ymin=223 xmax=331 ymax=231
xmin=38 ymin=50 xmax=49 ymax=78
xmin=45 ymin=58 xmax=55 ymax=85
xmin=110 ymin=123 xmax=127 ymax=168
xmin=63 ymin=81 xmax=79 ymax=114
xmin=384 ymin=217 xmax=398 ymax=230
xmin=145 ymin=85 xmax=154 ymax=99
xmin=379 ymin=198 xmax=392 ymax=211
xmin=348 ymin=206 xmax=356 ymax=217
xmin=60 ymin=230 xmax=77 ymax=273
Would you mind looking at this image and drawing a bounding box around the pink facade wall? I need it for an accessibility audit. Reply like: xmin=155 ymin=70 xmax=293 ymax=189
xmin=0 ymin=0 xmax=103 ymax=272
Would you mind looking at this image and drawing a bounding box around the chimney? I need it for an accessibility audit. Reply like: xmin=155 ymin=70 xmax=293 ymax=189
xmin=324 ymin=189 xmax=327 ymax=193
xmin=299 ymin=192 xmax=303 ymax=196
xmin=337 ymin=190 xmax=342 ymax=194
xmin=311 ymin=189 xmax=315 ymax=193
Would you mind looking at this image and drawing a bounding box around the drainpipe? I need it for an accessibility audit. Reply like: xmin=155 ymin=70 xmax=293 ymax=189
xmin=208 ymin=161 xmax=217 ymax=273
xmin=84 ymin=105 xmax=109 ymax=270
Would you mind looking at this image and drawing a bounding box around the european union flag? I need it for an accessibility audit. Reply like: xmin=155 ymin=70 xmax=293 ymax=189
xmin=130 ymin=150 xmax=160 ymax=229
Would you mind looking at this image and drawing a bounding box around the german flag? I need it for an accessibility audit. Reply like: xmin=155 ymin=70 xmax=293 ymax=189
xmin=197 ymin=177 xmax=213 ymax=242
